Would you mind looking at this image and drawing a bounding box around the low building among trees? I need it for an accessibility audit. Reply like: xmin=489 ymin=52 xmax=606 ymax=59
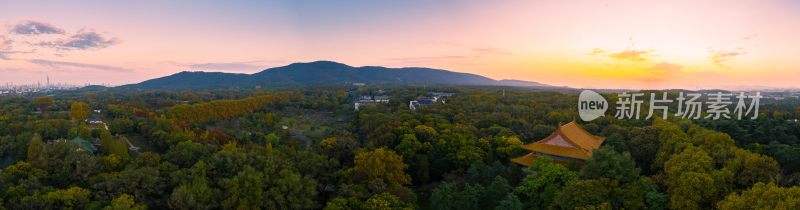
xmin=354 ymin=95 xmax=390 ymax=111
xmin=512 ymin=120 xmax=605 ymax=166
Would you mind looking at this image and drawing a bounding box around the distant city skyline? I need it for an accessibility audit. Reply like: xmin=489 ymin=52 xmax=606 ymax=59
xmin=0 ymin=0 xmax=799 ymax=89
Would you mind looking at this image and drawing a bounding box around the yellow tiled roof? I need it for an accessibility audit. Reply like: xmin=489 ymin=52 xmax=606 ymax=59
xmin=510 ymin=152 xmax=576 ymax=167
xmin=517 ymin=120 xmax=605 ymax=160
xmin=522 ymin=142 xmax=592 ymax=160
xmin=558 ymin=120 xmax=605 ymax=150
xmin=511 ymin=153 xmax=538 ymax=167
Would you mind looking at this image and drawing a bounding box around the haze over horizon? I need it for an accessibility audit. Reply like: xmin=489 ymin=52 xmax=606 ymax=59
xmin=1 ymin=0 xmax=799 ymax=90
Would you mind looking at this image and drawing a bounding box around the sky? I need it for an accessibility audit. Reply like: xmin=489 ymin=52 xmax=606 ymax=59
xmin=0 ymin=0 xmax=799 ymax=89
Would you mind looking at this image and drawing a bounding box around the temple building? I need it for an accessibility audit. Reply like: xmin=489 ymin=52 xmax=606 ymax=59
xmin=511 ymin=120 xmax=605 ymax=166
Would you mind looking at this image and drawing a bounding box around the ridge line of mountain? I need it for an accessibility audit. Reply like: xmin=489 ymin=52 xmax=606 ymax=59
xmin=116 ymin=60 xmax=552 ymax=90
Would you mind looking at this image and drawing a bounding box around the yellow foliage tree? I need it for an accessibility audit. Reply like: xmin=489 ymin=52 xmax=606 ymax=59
xmin=70 ymin=102 xmax=90 ymax=121
xmin=354 ymin=148 xmax=411 ymax=186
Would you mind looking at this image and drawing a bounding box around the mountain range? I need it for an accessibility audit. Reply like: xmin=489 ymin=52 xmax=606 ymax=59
xmin=118 ymin=61 xmax=550 ymax=90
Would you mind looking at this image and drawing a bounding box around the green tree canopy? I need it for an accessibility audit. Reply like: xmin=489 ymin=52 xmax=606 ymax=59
xmin=27 ymin=134 xmax=47 ymax=168
xmin=513 ymin=157 xmax=577 ymax=209
xmin=580 ymin=147 xmax=641 ymax=184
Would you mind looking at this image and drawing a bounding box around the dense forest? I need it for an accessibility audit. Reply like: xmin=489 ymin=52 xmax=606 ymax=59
xmin=0 ymin=86 xmax=799 ymax=209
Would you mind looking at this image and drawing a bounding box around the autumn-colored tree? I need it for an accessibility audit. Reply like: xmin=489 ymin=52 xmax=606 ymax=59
xmin=323 ymin=197 xmax=361 ymax=210
xmin=44 ymin=187 xmax=91 ymax=210
xmin=32 ymin=96 xmax=54 ymax=111
xmin=166 ymin=94 xmax=289 ymax=124
xmin=664 ymin=146 xmax=716 ymax=210
xmin=103 ymin=194 xmax=146 ymax=210
xmin=0 ymin=87 xmax=798 ymax=210
xmin=651 ymin=118 xmax=692 ymax=173
xmin=364 ymin=192 xmax=410 ymax=210
xmin=100 ymin=154 xmax=125 ymax=172
xmin=724 ymin=148 xmax=780 ymax=188
xmin=70 ymin=102 xmax=90 ymax=122
xmin=692 ymin=129 xmax=736 ymax=166
xmin=413 ymin=125 xmax=438 ymax=142
xmin=354 ymin=148 xmax=411 ymax=186
xmin=552 ymin=177 xmax=660 ymax=210
xmin=490 ymin=136 xmax=523 ymax=159
xmin=716 ymin=182 xmax=800 ymax=210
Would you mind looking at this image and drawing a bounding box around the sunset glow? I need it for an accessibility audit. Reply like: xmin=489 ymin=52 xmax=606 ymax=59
xmin=1 ymin=0 xmax=798 ymax=89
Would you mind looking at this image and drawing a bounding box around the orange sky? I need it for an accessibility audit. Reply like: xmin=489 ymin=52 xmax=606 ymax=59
xmin=0 ymin=0 xmax=798 ymax=89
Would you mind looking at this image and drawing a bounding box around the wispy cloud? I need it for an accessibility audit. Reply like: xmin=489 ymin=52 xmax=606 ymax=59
xmin=590 ymin=48 xmax=655 ymax=62
xmin=10 ymin=20 xmax=65 ymax=35
xmin=609 ymin=49 xmax=653 ymax=61
xmin=709 ymin=50 xmax=745 ymax=68
xmin=705 ymin=34 xmax=755 ymax=68
xmin=590 ymin=46 xmax=686 ymax=85
xmin=1 ymin=20 xmax=120 ymax=60
xmin=589 ymin=48 xmax=605 ymax=56
xmin=38 ymin=29 xmax=119 ymax=50
xmin=0 ymin=36 xmax=11 ymax=60
xmin=28 ymin=59 xmax=132 ymax=72
xmin=0 ymin=35 xmax=38 ymax=60
xmin=0 ymin=37 xmax=34 ymax=60
xmin=0 ymin=49 xmax=36 ymax=60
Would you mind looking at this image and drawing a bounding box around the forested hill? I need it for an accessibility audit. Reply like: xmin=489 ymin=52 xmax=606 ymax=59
xmin=118 ymin=61 xmax=550 ymax=89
